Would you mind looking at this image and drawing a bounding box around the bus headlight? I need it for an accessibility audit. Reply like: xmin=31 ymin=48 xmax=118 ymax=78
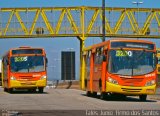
xmin=145 ymin=80 xmax=155 ymax=86
xmin=108 ymin=77 xmax=118 ymax=85
xmin=10 ymin=76 xmax=16 ymax=80
xmin=40 ymin=75 xmax=47 ymax=80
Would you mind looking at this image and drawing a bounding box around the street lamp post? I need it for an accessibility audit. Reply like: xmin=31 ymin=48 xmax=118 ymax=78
xmin=102 ymin=0 xmax=105 ymax=42
xmin=132 ymin=1 xmax=143 ymax=25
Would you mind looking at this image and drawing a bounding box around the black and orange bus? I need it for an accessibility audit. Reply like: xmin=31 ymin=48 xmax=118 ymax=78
xmin=2 ymin=46 xmax=48 ymax=93
xmin=83 ymin=39 xmax=157 ymax=101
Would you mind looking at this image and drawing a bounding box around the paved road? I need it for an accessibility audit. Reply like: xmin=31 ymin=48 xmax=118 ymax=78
xmin=0 ymin=87 xmax=159 ymax=116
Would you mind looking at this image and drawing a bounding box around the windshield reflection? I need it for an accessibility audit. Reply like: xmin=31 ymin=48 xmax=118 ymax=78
xmin=108 ymin=50 xmax=156 ymax=76
xmin=10 ymin=56 xmax=45 ymax=73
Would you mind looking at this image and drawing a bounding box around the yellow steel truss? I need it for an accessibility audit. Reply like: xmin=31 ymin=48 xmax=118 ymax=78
xmin=1 ymin=6 xmax=160 ymax=89
xmin=0 ymin=7 xmax=160 ymax=38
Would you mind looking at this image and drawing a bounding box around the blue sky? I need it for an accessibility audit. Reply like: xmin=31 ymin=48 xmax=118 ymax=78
xmin=0 ymin=0 xmax=160 ymax=81
xmin=0 ymin=0 xmax=160 ymax=8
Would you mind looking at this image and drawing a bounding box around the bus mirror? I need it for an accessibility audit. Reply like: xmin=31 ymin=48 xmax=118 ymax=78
xmin=6 ymin=59 xmax=9 ymax=65
xmin=46 ymin=58 xmax=48 ymax=66
xmin=103 ymin=55 xmax=106 ymax=61
xmin=156 ymin=57 xmax=158 ymax=64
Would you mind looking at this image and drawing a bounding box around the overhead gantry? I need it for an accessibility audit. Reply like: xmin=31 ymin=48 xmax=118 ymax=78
xmin=0 ymin=6 xmax=160 ymax=89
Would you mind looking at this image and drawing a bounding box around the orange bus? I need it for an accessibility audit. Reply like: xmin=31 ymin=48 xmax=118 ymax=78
xmin=2 ymin=46 xmax=48 ymax=93
xmin=83 ymin=39 xmax=157 ymax=101
xmin=156 ymin=48 xmax=160 ymax=86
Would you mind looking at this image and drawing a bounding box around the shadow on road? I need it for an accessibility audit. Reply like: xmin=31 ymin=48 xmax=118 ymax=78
xmin=81 ymin=94 xmax=157 ymax=102
xmin=4 ymin=90 xmax=48 ymax=94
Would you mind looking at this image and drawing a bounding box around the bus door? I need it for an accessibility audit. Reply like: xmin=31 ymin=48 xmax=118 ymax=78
xmin=85 ymin=51 xmax=91 ymax=91
xmin=93 ymin=47 xmax=104 ymax=92
xmin=2 ymin=57 xmax=9 ymax=88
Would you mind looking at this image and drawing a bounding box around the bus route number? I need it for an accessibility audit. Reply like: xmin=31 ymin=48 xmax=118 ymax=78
xmin=14 ymin=56 xmax=28 ymax=62
xmin=116 ymin=50 xmax=132 ymax=57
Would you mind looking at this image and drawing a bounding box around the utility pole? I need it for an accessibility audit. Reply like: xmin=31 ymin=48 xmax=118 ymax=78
xmin=102 ymin=0 xmax=105 ymax=42
xmin=132 ymin=1 xmax=143 ymax=24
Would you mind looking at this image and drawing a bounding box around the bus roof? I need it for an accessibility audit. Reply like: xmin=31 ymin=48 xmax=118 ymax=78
xmin=3 ymin=47 xmax=46 ymax=57
xmin=109 ymin=39 xmax=155 ymax=44
xmin=10 ymin=46 xmax=44 ymax=50
xmin=83 ymin=39 xmax=155 ymax=51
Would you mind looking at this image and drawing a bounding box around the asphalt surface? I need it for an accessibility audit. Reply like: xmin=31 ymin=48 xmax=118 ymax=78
xmin=148 ymin=87 xmax=160 ymax=100
xmin=0 ymin=87 xmax=159 ymax=116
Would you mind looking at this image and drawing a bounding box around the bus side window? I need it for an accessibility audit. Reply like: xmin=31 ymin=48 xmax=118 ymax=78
xmin=87 ymin=51 xmax=91 ymax=66
xmin=95 ymin=48 xmax=99 ymax=64
xmin=95 ymin=47 xmax=104 ymax=64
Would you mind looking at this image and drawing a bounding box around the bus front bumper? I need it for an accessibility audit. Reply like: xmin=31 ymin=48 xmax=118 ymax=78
xmin=10 ymin=79 xmax=46 ymax=89
xmin=106 ymin=82 xmax=156 ymax=95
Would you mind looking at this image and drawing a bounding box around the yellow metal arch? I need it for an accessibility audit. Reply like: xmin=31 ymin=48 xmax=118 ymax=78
xmin=55 ymin=9 xmax=66 ymax=34
xmin=29 ymin=10 xmax=40 ymax=35
xmin=0 ymin=7 xmax=160 ymax=39
xmin=66 ymin=9 xmax=79 ymax=34
xmin=114 ymin=10 xmax=126 ymax=34
xmin=41 ymin=10 xmax=54 ymax=34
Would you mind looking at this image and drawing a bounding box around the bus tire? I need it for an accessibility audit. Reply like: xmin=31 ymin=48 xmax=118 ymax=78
xmin=28 ymin=89 xmax=36 ymax=93
xmin=100 ymin=92 xmax=107 ymax=100
xmin=38 ymin=87 xmax=44 ymax=93
xmin=86 ymin=91 xmax=92 ymax=97
xmin=119 ymin=94 xmax=126 ymax=100
xmin=92 ymin=92 xmax=97 ymax=98
xmin=8 ymin=88 xmax=13 ymax=93
xmin=4 ymin=88 xmax=7 ymax=92
xmin=139 ymin=95 xmax=147 ymax=101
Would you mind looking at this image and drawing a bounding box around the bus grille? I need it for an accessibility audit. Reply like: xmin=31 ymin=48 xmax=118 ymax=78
xmin=19 ymin=76 xmax=34 ymax=80
xmin=120 ymin=77 xmax=143 ymax=86
xmin=121 ymin=88 xmax=142 ymax=92
xmin=21 ymin=82 xmax=36 ymax=85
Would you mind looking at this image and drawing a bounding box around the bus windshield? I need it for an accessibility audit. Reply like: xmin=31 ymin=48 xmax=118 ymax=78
xmin=10 ymin=56 xmax=45 ymax=73
xmin=108 ymin=50 xmax=156 ymax=76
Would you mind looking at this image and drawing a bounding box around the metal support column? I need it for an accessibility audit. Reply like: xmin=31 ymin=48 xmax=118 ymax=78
xmin=80 ymin=39 xmax=85 ymax=90
xmin=79 ymin=6 xmax=86 ymax=90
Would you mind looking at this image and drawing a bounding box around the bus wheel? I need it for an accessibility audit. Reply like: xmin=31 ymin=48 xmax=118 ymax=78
xmin=38 ymin=87 xmax=44 ymax=93
xmin=120 ymin=95 xmax=126 ymax=100
xmin=28 ymin=89 xmax=36 ymax=93
xmin=4 ymin=88 xmax=7 ymax=92
xmin=8 ymin=88 xmax=13 ymax=93
xmin=100 ymin=92 xmax=107 ymax=100
xmin=139 ymin=95 xmax=147 ymax=101
xmin=86 ymin=91 xmax=92 ymax=97
xmin=92 ymin=92 xmax=97 ymax=98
